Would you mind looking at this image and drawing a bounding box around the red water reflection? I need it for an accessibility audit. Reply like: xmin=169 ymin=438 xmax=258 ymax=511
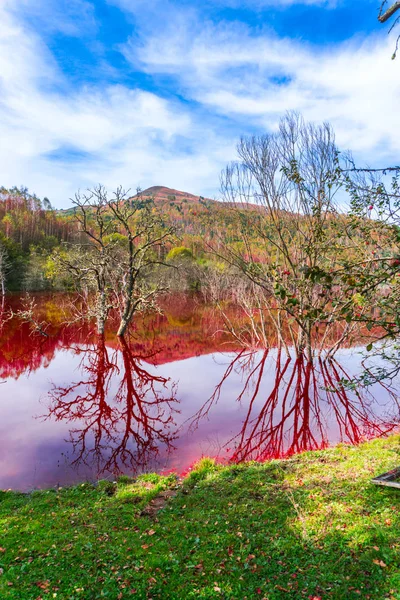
xmin=0 ymin=293 xmax=236 ymax=380
xmin=45 ymin=334 xmax=178 ymax=475
xmin=0 ymin=293 xmax=399 ymax=490
xmin=189 ymin=349 xmax=400 ymax=463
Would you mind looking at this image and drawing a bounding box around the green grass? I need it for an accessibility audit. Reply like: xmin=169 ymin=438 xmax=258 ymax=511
xmin=1 ymin=437 xmax=400 ymax=599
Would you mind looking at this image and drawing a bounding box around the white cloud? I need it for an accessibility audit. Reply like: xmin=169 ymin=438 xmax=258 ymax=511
xmin=0 ymin=3 xmax=233 ymax=206
xmin=124 ymin=17 xmax=400 ymax=165
xmin=1 ymin=0 xmax=398 ymax=208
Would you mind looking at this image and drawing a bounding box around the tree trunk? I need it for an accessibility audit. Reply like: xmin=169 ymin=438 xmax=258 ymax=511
xmin=97 ymin=318 xmax=105 ymax=335
xmin=117 ymin=317 xmax=129 ymax=337
xmin=96 ymin=290 xmax=107 ymax=335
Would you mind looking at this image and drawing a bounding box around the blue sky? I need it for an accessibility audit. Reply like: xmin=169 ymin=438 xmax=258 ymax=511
xmin=0 ymin=0 xmax=398 ymax=207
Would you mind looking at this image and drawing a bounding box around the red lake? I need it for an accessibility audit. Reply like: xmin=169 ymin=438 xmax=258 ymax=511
xmin=0 ymin=293 xmax=399 ymax=491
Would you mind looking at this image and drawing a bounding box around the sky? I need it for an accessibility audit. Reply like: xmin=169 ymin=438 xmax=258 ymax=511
xmin=0 ymin=0 xmax=399 ymax=208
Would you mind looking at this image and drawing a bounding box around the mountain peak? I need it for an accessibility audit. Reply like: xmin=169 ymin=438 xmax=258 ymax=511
xmin=138 ymin=186 xmax=208 ymax=203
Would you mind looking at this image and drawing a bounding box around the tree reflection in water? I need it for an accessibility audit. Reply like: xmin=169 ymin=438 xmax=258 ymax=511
xmin=190 ymin=349 xmax=400 ymax=463
xmin=3 ymin=293 xmax=400 ymax=482
xmin=44 ymin=334 xmax=179 ymax=476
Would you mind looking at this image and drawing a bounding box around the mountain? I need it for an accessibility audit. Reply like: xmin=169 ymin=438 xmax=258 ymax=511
xmin=130 ymin=186 xmax=238 ymax=245
xmin=56 ymin=186 xmax=218 ymax=217
xmin=136 ymin=185 xmax=218 ymax=206
xmin=47 ymin=184 xmax=258 ymax=265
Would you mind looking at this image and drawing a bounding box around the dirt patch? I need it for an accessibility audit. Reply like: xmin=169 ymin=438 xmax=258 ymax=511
xmin=140 ymin=488 xmax=179 ymax=518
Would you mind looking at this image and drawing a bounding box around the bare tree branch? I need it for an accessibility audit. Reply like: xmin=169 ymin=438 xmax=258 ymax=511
xmin=378 ymin=1 xmax=400 ymax=23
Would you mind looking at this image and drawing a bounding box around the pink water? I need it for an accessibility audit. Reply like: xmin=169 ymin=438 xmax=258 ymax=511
xmin=0 ymin=294 xmax=398 ymax=491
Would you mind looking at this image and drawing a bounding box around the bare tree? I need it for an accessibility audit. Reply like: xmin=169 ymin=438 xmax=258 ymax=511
xmin=52 ymin=185 xmax=175 ymax=336
xmin=339 ymin=160 xmax=400 ymax=384
xmin=217 ymin=113 xmax=372 ymax=360
xmin=14 ymin=294 xmax=50 ymax=337
xmin=105 ymin=188 xmax=175 ymax=337
xmin=0 ymin=243 xmax=11 ymax=336
xmin=51 ymin=187 xmax=116 ymax=333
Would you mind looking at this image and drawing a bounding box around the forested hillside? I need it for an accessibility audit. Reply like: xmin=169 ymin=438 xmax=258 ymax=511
xmin=0 ymin=184 xmax=251 ymax=292
xmin=0 ymin=187 xmax=76 ymax=290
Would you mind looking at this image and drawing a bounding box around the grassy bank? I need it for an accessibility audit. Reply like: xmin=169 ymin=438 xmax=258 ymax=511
xmin=1 ymin=436 xmax=400 ymax=600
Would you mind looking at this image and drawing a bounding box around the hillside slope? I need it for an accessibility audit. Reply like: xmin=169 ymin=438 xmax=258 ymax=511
xmin=139 ymin=185 xmax=217 ymax=205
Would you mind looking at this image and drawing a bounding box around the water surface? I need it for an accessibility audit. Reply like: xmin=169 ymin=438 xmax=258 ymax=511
xmin=0 ymin=294 xmax=399 ymax=491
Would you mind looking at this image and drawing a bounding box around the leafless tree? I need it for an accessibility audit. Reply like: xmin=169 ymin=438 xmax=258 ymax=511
xmin=52 ymin=185 xmax=175 ymax=336
xmin=105 ymin=187 xmax=175 ymax=336
xmin=217 ymin=113 xmax=371 ymax=360
xmin=14 ymin=294 xmax=50 ymax=337
xmin=51 ymin=187 xmax=116 ymax=333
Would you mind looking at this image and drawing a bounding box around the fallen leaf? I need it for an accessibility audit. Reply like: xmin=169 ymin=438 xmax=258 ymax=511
xmin=36 ymin=582 xmax=50 ymax=590
xmin=373 ymin=559 xmax=387 ymax=568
